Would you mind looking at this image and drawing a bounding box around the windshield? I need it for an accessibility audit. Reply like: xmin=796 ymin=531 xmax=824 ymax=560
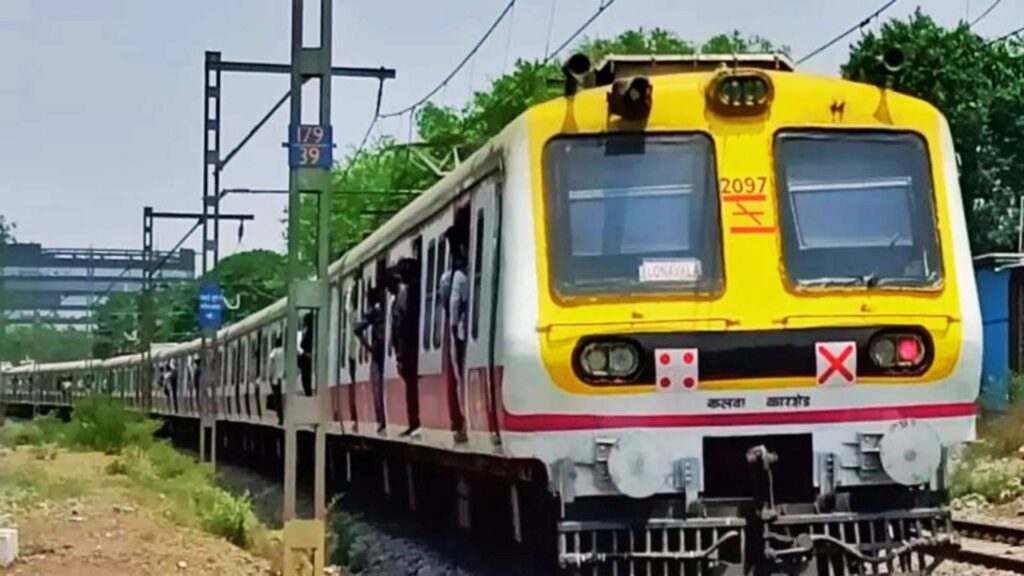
xmin=543 ymin=133 xmax=723 ymax=296
xmin=775 ymin=132 xmax=942 ymax=288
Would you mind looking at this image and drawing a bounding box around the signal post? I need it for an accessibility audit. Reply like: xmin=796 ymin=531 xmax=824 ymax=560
xmin=281 ymin=1 xmax=391 ymax=572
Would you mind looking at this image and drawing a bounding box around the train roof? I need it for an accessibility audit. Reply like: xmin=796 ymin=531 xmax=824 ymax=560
xmin=593 ymin=53 xmax=795 ymax=80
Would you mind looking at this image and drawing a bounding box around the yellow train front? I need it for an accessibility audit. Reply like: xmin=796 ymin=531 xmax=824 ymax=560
xmin=500 ymin=53 xmax=980 ymax=574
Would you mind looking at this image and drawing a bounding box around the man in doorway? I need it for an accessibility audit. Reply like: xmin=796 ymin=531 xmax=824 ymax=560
xmin=346 ymin=288 xmax=359 ymax=430
xmin=355 ymin=286 xmax=387 ymax=434
xmin=448 ymin=239 xmax=470 ymax=443
xmin=268 ymin=333 xmax=285 ymax=426
xmin=298 ymin=313 xmax=314 ymax=397
xmin=391 ymin=260 xmax=421 ymax=436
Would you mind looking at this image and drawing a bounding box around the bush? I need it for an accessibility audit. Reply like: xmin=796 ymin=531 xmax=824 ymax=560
xmin=146 ymin=441 xmax=197 ymax=479
xmin=200 ymin=488 xmax=256 ymax=548
xmin=64 ymin=397 xmax=161 ymax=453
xmin=1 ymin=402 xmax=266 ymax=553
xmin=106 ymin=442 xmax=261 ymax=550
xmin=327 ymin=500 xmax=369 ymax=569
xmin=951 ymin=456 xmax=1024 ymax=504
xmin=0 ymin=420 xmax=43 ymax=447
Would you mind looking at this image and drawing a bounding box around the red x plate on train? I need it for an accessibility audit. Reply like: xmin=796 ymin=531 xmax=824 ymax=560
xmin=816 ymin=341 xmax=857 ymax=387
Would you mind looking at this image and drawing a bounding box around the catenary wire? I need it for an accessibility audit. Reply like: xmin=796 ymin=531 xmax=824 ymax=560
xmin=970 ymin=0 xmax=1003 ymax=28
xmin=543 ymin=0 xmax=618 ymax=64
xmin=796 ymin=0 xmax=899 ymax=65
xmin=378 ymin=0 xmax=516 ymax=119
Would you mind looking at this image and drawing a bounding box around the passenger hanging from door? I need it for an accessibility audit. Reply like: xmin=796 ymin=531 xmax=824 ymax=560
xmin=392 ymin=258 xmax=421 ymax=436
xmin=169 ymin=359 xmax=179 ymax=414
xmin=299 ymin=313 xmax=315 ymax=397
xmin=268 ymin=332 xmax=285 ymax=426
xmin=441 ymin=220 xmax=471 ymax=443
xmin=449 ymin=239 xmax=470 ymax=442
xmin=346 ymin=286 xmax=359 ymax=430
xmin=355 ymin=285 xmax=387 ymax=434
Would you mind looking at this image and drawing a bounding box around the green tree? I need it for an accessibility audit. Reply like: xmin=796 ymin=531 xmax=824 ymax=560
xmin=91 ymin=292 xmax=139 ymax=359
xmin=305 ymin=27 xmax=783 ymax=259
xmin=91 ymin=249 xmax=288 ymax=358
xmin=0 ymin=215 xmax=14 ymax=245
xmin=0 ymin=324 xmax=93 ymax=364
xmin=0 ymin=215 xmax=16 ymax=340
xmin=843 ymin=10 xmax=1024 ymax=252
xmin=212 ymin=249 xmax=287 ymax=324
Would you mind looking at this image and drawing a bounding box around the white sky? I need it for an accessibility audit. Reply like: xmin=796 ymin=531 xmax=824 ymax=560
xmin=0 ymin=0 xmax=1016 ymax=264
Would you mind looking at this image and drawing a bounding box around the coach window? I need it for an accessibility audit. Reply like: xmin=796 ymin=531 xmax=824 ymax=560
xmin=543 ymin=133 xmax=723 ymax=296
xmin=423 ymin=240 xmax=436 ymax=351
xmin=471 ymin=209 xmax=485 ymax=340
xmin=774 ymin=132 xmax=942 ymax=288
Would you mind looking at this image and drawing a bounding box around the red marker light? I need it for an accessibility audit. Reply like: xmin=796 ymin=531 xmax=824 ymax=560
xmin=897 ymin=338 xmax=920 ymax=363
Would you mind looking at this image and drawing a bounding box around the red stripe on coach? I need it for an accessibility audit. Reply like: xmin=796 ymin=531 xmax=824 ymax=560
xmin=501 ymin=402 xmax=976 ymax=431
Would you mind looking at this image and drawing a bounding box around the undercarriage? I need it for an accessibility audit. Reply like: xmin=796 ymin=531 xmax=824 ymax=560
xmin=556 ymin=435 xmax=958 ymax=576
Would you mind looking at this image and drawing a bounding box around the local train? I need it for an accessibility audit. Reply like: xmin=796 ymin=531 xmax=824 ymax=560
xmin=2 ymin=51 xmax=980 ymax=575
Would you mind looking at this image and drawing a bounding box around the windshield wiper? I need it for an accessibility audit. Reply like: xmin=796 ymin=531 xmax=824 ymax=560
xmin=798 ymin=276 xmax=869 ymax=288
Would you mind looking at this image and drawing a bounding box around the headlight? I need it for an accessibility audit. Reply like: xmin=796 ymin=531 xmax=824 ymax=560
xmin=609 ymin=345 xmax=639 ymax=375
xmin=581 ymin=345 xmax=609 ymax=375
xmin=869 ymin=337 xmax=896 ymax=368
xmin=578 ymin=340 xmax=642 ymax=381
xmin=706 ymin=70 xmax=773 ymax=115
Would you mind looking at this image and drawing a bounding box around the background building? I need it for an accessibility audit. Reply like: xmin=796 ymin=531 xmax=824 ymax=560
xmin=0 ymin=243 xmax=195 ymax=329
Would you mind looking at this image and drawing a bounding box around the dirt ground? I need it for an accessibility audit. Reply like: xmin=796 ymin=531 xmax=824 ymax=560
xmin=0 ymin=447 xmax=274 ymax=576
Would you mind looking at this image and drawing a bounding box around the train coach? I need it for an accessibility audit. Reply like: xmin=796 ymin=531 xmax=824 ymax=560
xmin=2 ymin=51 xmax=980 ymax=575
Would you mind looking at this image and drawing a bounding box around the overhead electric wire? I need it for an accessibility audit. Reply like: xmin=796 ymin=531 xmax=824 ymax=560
xmin=502 ymin=0 xmax=516 ymax=74
xmin=337 ymin=77 xmax=386 ymax=183
xmin=542 ymin=0 xmax=558 ymax=61
xmin=219 ymin=88 xmax=293 ymax=177
xmin=378 ymin=0 xmax=516 ymax=119
xmin=87 ymin=220 xmax=200 ymax=327
xmin=796 ymin=0 xmax=899 ymax=65
xmin=150 ymin=220 xmax=203 ymax=277
xmin=969 ymin=0 xmax=1003 ymax=28
xmin=990 ymin=24 xmax=1024 ymax=43
xmin=543 ymin=0 xmax=618 ymax=64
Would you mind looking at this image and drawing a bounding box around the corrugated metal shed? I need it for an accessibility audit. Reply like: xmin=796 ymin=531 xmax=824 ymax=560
xmin=974 ymin=252 xmax=1024 ymax=411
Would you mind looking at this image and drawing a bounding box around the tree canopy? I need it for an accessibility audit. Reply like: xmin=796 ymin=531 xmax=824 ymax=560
xmin=0 ymin=324 xmax=93 ymax=364
xmin=0 ymin=215 xmax=14 ymax=245
xmin=91 ymin=249 xmax=287 ymax=358
xmin=843 ymin=10 xmax=1024 ymax=252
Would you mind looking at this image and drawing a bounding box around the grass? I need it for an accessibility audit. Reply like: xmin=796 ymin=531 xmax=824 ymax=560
xmin=0 ymin=461 xmax=87 ymax=502
xmin=106 ymin=445 xmax=264 ymax=548
xmin=0 ymin=398 xmax=268 ymax=553
xmin=951 ymin=397 xmax=1024 ymax=505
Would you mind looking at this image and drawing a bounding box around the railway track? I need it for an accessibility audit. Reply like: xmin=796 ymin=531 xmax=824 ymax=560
xmin=950 ymin=519 xmax=1024 ymax=572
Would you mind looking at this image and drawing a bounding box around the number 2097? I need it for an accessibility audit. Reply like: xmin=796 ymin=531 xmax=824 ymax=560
xmin=719 ymin=176 xmax=767 ymax=195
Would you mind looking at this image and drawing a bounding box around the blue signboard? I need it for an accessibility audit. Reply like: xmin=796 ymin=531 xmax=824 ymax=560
xmin=198 ymin=284 xmax=223 ymax=330
xmin=287 ymin=124 xmax=334 ymax=169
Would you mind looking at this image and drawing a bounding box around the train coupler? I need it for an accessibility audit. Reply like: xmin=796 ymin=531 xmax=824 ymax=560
xmin=762 ymin=509 xmax=958 ymax=576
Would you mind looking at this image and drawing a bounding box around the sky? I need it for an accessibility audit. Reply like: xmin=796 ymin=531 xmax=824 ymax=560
xmin=0 ymin=0 xmax=1018 ymax=267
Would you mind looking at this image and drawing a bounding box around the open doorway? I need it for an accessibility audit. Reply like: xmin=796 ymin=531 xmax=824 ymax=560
xmin=444 ymin=203 xmax=472 ymax=442
xmin=396 ymin=237 xmax=422 ymax=436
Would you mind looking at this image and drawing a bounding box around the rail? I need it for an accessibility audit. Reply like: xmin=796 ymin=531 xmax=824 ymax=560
xmin=950 ymin=519 xmax=1024 ymax=572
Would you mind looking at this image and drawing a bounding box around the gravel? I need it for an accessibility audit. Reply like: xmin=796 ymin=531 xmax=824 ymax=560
xmin=213 ymin=461 xmax=535 ymax=576
xmin=935 ymin=560 xmax=1020 ymax=576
